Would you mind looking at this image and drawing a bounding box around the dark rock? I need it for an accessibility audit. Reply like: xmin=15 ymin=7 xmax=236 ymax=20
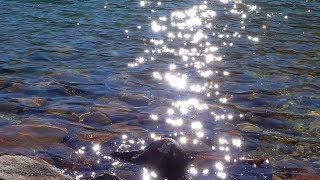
xmin=0 ymin=155 xmax=72 ymax=179
xmin=111 ymin=138 xmax=192 ymax=179
xmin=82 ymin=112 xmax=112 ymax=127
xmin=0 ymin=79 xmax=9 ymax=89
xmin=93 ymin=173 xmax=122 ymax=180
xmin=0 ymin=103 xmax=21 ymax=113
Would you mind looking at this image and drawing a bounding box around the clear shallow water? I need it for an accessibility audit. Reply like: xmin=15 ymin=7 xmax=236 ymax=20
xmin=0 ymin=0 xmax=319 ymax=179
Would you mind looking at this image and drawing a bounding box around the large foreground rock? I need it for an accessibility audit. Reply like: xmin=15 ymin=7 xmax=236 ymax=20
xmin=0 ymin=155 xmax=72 ymax=180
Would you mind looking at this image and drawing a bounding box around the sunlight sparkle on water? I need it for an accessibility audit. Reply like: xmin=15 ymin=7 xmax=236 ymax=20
xmin=165 ymin=73 xmax=188 ymax=89
xmin=92 ymin=144 xmax=100 ymax=151
xmin=179 ymin=136 xmax=187 ymax=144
xmin=189 ymin=167 xmax=198 ymax=175
xmin=122 ymin=0 xmax=266 ymax=178
xmin=191 ymin=121 xmax=203 ymax=129
xmin=149 ymin=114 xmax=159 ymax=120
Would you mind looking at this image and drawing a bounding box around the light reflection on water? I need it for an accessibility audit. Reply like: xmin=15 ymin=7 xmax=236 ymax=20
xmin=110 ymin=0 xmax=262 ymax=179
xmin=67 ymin=0 xmax=293 ymax=178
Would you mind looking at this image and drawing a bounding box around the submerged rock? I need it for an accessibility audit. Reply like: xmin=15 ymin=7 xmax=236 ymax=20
xmin=15 ymin=97 xmax=46 ymax=107
xmin=111 ymin=138 xmax=192 ymax=179
xmin=82 ymin=111 xmax=112 ymax=127
xmin=237 ymin=122 xmax=262 ymax=133
xmin=120 ymin=92 xmax=153 ymax=106
xmin=0 ymin=124 xmax=67 ymax=154
xmin=0 ymin=155 xmax=72 ymax=180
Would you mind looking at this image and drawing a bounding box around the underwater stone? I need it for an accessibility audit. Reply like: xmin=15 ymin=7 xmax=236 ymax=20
xmin=0 ymin=124 xmax=67 ymax=154
xmin=120 ymin=92 xmax=153 ymax=106
xmin=82 ymin=111 xmax=112 ymax=127
xmin=309 ymin=121 xmax=320 ymax=136
xmin=16 ymin=97 xmax=46 ymax=107
xmin=237 ymin=122 xmax=262 ymax=133
xmin=111 ymin=138 xmax=191 ymax=179
xmin=0 ymin=103 xmax=21 ymax=113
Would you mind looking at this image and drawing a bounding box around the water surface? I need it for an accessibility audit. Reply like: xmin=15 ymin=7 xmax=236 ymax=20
xmin=0 ymin=0 xmax=319 ymax=179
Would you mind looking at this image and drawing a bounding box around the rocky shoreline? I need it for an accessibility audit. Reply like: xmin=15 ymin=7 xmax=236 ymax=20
xmin=0 ymin=155 xmax=121 ymax=180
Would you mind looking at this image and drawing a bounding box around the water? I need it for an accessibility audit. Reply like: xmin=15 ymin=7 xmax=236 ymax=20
xmin=0 ymin=0 xmax=319 ymax=179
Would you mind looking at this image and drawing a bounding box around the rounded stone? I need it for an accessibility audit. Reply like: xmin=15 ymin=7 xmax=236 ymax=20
xmin=237 ymin=122 xmax=262 ymax=133
xmin=82 ymin=112 xmax=112 ymax=127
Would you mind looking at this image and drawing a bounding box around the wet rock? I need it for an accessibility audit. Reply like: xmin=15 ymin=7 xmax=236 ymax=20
xmin=111 ymin=138 xmax=191 ymax=179
xmin=0 ymin=78 xmax=9 ymax=89
xmin=15 ymin=97 xmax=46 ymax=107
xmin=93 ymin=173 xmax=122 ymax=180
xmin=46 ymin=107 xmax=79 ymax=121
xmin=94 ymin=105 xmax=137 ymax=123
xmin=75 ymin=130 xmax=117 ymax=143
xmin=292 ymin=172 xmax=320 ymax=180
xmin=5 ymin=82 xmax=25 ymax=93
xmin=237 ymin=122 xmax=262 ymax=133
xmin=82 ymin=112 xmax=111 ymax=127
xmin=293 ymin=123 xmax=308 ymax=134
xmin=120 ymin=92 xmax=153 ymax=106
xmin=274 ymin=159 xmax=305 ymax=170
xmin=0 ymin=155 xmax=72 ymax=179
xmin=0 ymin=103 xmax=21 ymax=113
xmin=292 ymin=145 xmax=305 ymax=157
xmin=19 ymin=117 xmax=50 ymax=125
xmin=309 ymin=120 xmax=320 ymax=136
xmin=0 ymin=124 xmax=67 ymax=154
xmin=135 ymin=112 xmax=161 ymax=126
xmin=108 ymin=123 xmax=146 ymax=133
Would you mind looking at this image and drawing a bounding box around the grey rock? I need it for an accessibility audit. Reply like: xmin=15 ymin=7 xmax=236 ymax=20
xmin=0 ymin=155 xmax=72 ymax=180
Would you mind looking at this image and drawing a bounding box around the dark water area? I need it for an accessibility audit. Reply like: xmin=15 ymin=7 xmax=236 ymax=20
xmin=0 ymin=0 xmax=319 ymax=179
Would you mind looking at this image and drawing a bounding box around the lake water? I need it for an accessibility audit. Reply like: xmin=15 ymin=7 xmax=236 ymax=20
xmin=0 ymin=0 xmax=319 ymax=179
